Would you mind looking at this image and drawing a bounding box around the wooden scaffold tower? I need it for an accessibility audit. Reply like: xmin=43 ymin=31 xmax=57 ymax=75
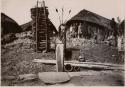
xmin=31 ymin=1 xmax=50 ymax=52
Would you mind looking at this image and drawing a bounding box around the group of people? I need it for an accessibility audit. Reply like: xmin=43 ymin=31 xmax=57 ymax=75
xmin=69 ymin=23 xmax=83 ymax=38
xmin=108 ymin=18 xmax=118 ymax=47
xmin=69 ymin=22 xmax=95 ymax=39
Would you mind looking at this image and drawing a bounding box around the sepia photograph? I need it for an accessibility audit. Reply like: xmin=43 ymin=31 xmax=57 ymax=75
xmin=1 ymin=0 xmax=125 ymax=86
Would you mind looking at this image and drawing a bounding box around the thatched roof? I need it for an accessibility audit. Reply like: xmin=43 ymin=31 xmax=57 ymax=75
xmin=21 ymin=20 xmax=58 ymax=34
xmin=1 ymin=13 xmax=22 ymax=36
xmin=21 ymin=21 xmax=32 ymax=31
xmin=118 ymin=20 xmax=124 ymax=35
xmin=66 ymin=9 xmax=112 ymax=29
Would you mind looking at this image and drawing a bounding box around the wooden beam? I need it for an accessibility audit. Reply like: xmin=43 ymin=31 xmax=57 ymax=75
xmin=43 ymin=1 xmax=49 ymax=52
xmin=33 ymin=59 xmax=56 ymax=64
xmin=33 ymin=59 xmax=124 ymax=70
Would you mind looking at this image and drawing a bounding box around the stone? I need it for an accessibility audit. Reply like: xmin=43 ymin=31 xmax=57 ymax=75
xmin=38 ymin=72 xmax=71 ymax=84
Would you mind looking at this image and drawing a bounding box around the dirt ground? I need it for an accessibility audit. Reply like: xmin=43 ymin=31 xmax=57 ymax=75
xmin=1 ymin=70 xmax=124 ymax=86
xmin=1 ymin=38 xmax=124 ymax=86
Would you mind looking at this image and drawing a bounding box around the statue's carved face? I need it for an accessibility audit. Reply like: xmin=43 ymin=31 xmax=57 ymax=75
xmin=60 ymin=25 xmax=65 ymax=32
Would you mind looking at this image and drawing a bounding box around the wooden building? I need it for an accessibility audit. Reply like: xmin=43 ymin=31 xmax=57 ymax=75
xmin=1 ymin=13 xmax=22 ymax=44
xmin=1 ymin=13 xmax=22 ymax=36
xmin=66 ymin=9 xmax=115 ymax=43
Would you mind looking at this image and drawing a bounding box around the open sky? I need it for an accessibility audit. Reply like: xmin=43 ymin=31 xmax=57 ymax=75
xmin=2 ymin=0 xmax=125 ymax=29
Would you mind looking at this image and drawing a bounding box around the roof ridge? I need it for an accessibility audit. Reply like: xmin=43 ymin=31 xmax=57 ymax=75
xmin=80 ymin=9 xmax=111 ymax=21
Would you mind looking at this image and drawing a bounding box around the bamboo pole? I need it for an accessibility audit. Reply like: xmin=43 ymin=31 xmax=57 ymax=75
xmin=35 ymin=0 xmax=38 ymax=52
xmin=43 ymin=1 xmax=49 ymax=52
xmin=33 ymin=59 xmax=124 ymax=70
xmin=64 ymin=9 xmax=71 ymax=23
xmin=55 ymin=8 xmax=61 ymax=25
xmin=62 ymin=7 xmax=64 ymax=24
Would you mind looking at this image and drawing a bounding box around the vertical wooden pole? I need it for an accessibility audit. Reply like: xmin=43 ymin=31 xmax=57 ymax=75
xmin=56 ymin=39 xmax=64 ymax=72
xmin=62 ymin=7 xmax=64 ymax=24
xmin=35 ymin=0 xmax=38 ymax=52
xmin=43 ymin=1 xmax=49 ymax=52
xmin=64 ymin=25 xmax=66 ymax=55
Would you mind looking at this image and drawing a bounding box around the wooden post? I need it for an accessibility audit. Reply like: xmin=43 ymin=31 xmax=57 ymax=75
xmin=64 ymin=25 xmax=66 ymax=54
xmin=43 ymin=1 xmax=49 ymax=52
xmin=56 ymin=38 xmax=64 ymax=72
xmin=35 ymin=0 xmax=38 ymax=52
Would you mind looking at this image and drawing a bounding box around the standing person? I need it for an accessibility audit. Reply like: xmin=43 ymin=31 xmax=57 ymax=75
xmin=74 ymin=23 xmax=78 ymax=38
xmin=94 ymin=32 xmax=97 ymax=43
xmin=107 ymin=32 xmax=115 ymax=46
xmin=72 ymin=23 xmax=76 ymax=38
xmin=69 ymin=24 xmax=73 ymax=38
xmin=78 ymin=23 xmax=82 ymax=38
xmin=110 ymin=18 xmax=118 ymax=47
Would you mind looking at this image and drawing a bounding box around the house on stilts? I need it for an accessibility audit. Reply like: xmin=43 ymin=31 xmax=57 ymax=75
xmin=66 ymin=9 xmax=116 ymax=44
